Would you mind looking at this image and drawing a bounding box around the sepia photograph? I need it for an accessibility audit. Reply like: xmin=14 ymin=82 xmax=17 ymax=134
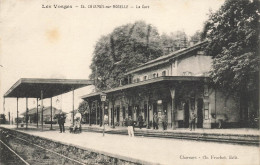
xmin=0 ymin=0 xmax=259 ymax=164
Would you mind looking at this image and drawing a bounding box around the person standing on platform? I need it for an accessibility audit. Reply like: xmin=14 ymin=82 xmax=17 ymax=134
xmin=153 ymin=113 xmax=159 ymax=130
xmin=55 ymin=112 xmax=66 ymax=133
xmin=104 ymin=114 xmax=108 ymax=125
xmin=138 ymin=114 xmax=143 ymax=129
xmin=189 ymin=112 xmax=197 ymax=131
xmin=73 ymin=111 xmax=82 ymax=133
xmin=126 ymin=116 xmax=134 ymax=137
xmin=162 ymin=112 xmax=167 ymax=130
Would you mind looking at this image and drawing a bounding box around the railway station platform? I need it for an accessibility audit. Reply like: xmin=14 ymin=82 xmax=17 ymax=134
xmin=1 ymin=124 xmax=259 ymax=165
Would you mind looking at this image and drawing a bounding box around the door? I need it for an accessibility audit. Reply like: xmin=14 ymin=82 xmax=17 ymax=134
xmin=116 ymin=106 xmax=120 ymax=123
xmin=153 ymin=103 xmax=157 ymax=116
xmin=197 ymin=98 xmax=203 ymax=128
xmin=184 ymin=101 xmax=189 ymax=128
xmin=144 ymin=104 xmax=147 ymax=121
xmin=128 ymin=106 xmax=132 ymax=118
xmin=122 ymin=106 xmax=126 ymax=119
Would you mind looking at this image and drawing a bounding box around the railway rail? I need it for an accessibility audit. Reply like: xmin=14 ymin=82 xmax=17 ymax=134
xmin=4 ymin=124 xmax=259 ymax=146
xmin=0 ymin=139 xmax=30 ymax=165
xmin=0 ymin=129 xmax=86 ymax=165
xmin=0 ymin=128 xmax=143 ymax=165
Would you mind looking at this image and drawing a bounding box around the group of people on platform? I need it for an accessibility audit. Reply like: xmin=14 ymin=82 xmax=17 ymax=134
xmin=54 ymin=111 xmax=82 ymax=133
xmin=53 ymin=110 xmax=198 ymax=135
xmin=153 ymin=111 xmax=168 ymax=130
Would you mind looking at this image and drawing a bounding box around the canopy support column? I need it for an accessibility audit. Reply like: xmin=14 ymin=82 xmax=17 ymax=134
xmin=72 ymin=88 xmax=74 ymax=125
xmin=3 ymin=97 xmax=5 ymax=117
xmin=41 ymin=90 xmax=44 ymax=131
xmin=50 ymin=97 xmax=53 ymax=130
xmin=102 ymin=101 xmax=105 ymax=136
xmin=146 ymin=100 xmax=149 ymax=129
xmin=87 ymin=99 xmax=91 ymax=125
xmin=95 ymin=100 xmax=98 ymax=125
xmin=36 ymin=98 xmax=39 ymax=128
xmin=112 ymin=99 xmax=115 ymax=128
xmin=16 ymin=97 xmax=18 ymax=128
xmin=89 ymin=101 xmax=91 ymax=126
xmin=99 ymin=101 xmax=102 ymax=127
xmin=26 ymin=98 xmax=28 ymax=129
xmin=170 ymin=88 xmax=176 ymax=129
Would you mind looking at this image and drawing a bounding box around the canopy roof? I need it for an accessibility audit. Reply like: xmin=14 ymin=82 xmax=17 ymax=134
xmin=81 ymin=76 xmax=208 ymax=100
xmin=4 ymin=78 xmax=94 ymax=98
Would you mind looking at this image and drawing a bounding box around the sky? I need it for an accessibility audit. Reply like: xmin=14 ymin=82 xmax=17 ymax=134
xmin=0 ymin=0 xmax=225 ymax=119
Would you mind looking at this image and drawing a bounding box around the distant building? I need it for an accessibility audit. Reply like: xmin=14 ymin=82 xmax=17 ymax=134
xmin=21 ymin=106 xmax=63 ymax=124
xmin=82 ymin=41 xmax=258 ymax=129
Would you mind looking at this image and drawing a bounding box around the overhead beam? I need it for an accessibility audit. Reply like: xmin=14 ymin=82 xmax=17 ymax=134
xmin=4 ymin=78 xmax=94 ymax=98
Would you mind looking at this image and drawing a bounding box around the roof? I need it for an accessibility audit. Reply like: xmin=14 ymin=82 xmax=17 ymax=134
xmin=126 ymin=41 xmax=208 ymax=75
xmin=81 ymin=76 xmax=208 ymax=99
xmin=4 ymin=78 xmax=94 ymax=98
xmin=81 ymin=91 xmax=104 ymax=100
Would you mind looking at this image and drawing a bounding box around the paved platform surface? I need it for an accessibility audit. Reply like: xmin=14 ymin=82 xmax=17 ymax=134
xmin=83 ymin=124 xmax=260 ymax=135
xmin=1 ymin=125 xmax=259 ymax=165
xmin=18 ymin=123 xmax=260 ymax=135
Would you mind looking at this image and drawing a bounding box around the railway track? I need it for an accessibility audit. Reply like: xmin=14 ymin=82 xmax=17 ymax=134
xmin=0 ymin=130 xmax=86 ymax=165
xmin=0 ymin=139 xmax=29 ymax=165
xmin=0 ymin=128 xmax=142 ymax=165
xmin=9 ymin=124 xmax=259 ymax=146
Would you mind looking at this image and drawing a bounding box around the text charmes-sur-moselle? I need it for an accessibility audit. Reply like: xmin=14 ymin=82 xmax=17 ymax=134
xmin=42 ymin=4 xmax=149 ymax=9
xmin=41 ymin=4 xmax=129 ymax=9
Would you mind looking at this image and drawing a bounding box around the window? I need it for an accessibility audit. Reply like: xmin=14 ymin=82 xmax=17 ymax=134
xmin=172 ymin=60 xmax=176 ymax=68
xmin=137 ymin=78 xmax=140 ymax=82
xmin=153 ymin=73 xmax=156 ymax=78
xmin=183 ymin=71 xmax=192 ymax=76
xmin=162 ymin=70 xmax=166 ymax=76
xmin=143 ymin=75 xmax=147 ymax=80
xmin=204 ymin=85 xmax=209 ymax=96
xmin=122 ymin=106 xmax=126 ymax=119
xmin=204 ymin=102 xmax=209 ymax=119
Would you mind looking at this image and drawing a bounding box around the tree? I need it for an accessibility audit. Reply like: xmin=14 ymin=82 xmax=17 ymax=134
xmin=90 ymin=21 xmax=164 ymax=90
xmin=202 ymin=0 xmax=259 ymax=93
xmin=78 ymin=101 xmax=89 ymax=115
xmin=189 ymin=30 xmax=202 ymax=45
xmin=202 ymin=0 xmax=259 ymax=125
xmin=161 ymin=31 xmax=188 ymax=54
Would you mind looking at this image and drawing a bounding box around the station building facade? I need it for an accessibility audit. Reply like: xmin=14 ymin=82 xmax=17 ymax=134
xmin=82 ymin=41 xmax=252 ymax=129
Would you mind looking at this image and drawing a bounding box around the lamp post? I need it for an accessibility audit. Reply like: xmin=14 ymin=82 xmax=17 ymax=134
xmin=100 ymin=93 xmax=107 ymax=136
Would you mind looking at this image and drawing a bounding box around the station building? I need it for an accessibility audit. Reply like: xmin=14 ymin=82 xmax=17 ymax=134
xmin=81 ymin=41 xmax=257 ymax=129
xmin=21 ymin=106 xmax=63 ymax=124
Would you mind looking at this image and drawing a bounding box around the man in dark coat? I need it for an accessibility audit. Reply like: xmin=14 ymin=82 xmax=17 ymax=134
xmin=138 ymin=114 xmax=143 ymax=129
xmin=153 ymin=113 xmax=159 ymax=130
xmin=189 ymin=112 xmax=197 ymax=131
xmin=162 ymin=112 xmax=167 ymax=130
xmin=55 ymin=112 xmax=66 ymax=133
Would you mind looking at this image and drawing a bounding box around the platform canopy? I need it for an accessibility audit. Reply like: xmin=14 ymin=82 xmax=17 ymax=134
xmin=4 ymin=78 xmax=94 ymax=98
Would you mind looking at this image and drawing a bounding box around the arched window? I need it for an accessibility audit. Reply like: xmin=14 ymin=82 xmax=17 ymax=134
xmin=143 ymin=75 xmax=147 ymax=80
xmin=162 ymin=70 xmax=166 ymax=76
